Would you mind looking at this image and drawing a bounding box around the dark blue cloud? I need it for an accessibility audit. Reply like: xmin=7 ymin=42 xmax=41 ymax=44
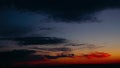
xmin=0 ymin=37 xmax=67 ymax=46
xmin=1 ymin=0 xmax=120 ymax=39
xmin=0 ymin=9 xmax=54 ymax=38
xmin=1 ymin=0 xmax=120 ymax=22
xmin=0 ymin=49 xmax=46 ymax=67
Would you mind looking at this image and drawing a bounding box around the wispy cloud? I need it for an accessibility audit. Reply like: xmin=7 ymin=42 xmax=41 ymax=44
xmin=64 ymin=43 xmax=104 ymax=49
xmin=0 ymin=37 xmax=67 ymax=46
xmin=29 ymin=43 xmax=104 ymax=52
xmin=30 ymin=47 xmax=72 ymax=51
xmin=79 ymin=51 xmax=111 ymax=59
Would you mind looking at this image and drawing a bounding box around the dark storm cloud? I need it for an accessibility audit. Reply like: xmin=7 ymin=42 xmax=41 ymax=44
xmin=0 ymin=49 xmax=48 ymax=67
xmin=1 ymin=0 xmax=120 ymax=22
xmin=0 ymin=49 xmax=35 ymax=63
xmin=0 ymin=49 xmax=75 ymax=67
xmin=0 ymin=37 xmax=67 ymax=46
xmin=14 ymin=53 xmax=75 ymax=67
xmin=0 ymin=49 xmax=35 ymax=60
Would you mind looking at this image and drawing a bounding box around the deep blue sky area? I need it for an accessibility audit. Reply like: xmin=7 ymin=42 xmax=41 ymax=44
xmin=0 ymin=8 xmax=120 ymax=54
xmin=1 ymin=8 xmax=120 ymax=44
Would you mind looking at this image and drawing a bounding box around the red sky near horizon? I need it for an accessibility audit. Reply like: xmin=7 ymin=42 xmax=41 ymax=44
xmin=13 ymin=51 xmax=120 ymax=66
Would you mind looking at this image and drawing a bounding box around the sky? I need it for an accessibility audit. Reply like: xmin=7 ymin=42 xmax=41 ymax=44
xmin=0 ymin=0 xmax=120 ymax=67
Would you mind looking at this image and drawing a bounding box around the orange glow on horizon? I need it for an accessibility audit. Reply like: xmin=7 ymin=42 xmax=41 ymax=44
xmin=12 ymin=52 xmax=120 ymax=67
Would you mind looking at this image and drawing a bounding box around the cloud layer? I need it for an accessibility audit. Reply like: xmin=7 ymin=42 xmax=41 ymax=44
xmin=29 ymin=43 xmax=104 ymax=52
xmin=1 ymin=0 xmax=120 ymax=22
xmin=0 ymin=37 xmax=67 ymax=46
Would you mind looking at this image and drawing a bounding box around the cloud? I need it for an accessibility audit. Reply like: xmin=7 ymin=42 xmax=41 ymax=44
xmin=64 ymin=43 xmax=86 ymax=46
xmin=0 ymin=49 xmax=110 ymax=67
xmin=0 ymin=11 xmax=32 ymax=37
xmin=14 ymin=54 xmax=75 ymax=67
xmin=30 ymin=47 xmax=72 ymax=51
xmin=0 ymin=49 xmax=50 ymax=67
xmin=29 ymin=43 xmax=104 ymax=52
xmin=0 ymin=23 xmax=31 ymax=37
xmin=12 ymin=51 xmax=111 ymax=67
xmin=0 ymin=49 xmax=75 ymax=67
xmin=1 ymin=0 xmax=120 ymax=22
xmin=0 ymin=49 xmax=35 ymax=65
xmin=0 ymin=37 xmax=67 ymax=46
xmin=64 ymin=43 xmax=104 ymax=50
xmin=80 ymin=51 xmax=111 ymax=59
xmin=0 ymin=49 xmax=35 ymax=61
xmin=0 ymin=8 xmax=56 ymax=38
xmin=85 ymin=44 xmax=104 ymax=49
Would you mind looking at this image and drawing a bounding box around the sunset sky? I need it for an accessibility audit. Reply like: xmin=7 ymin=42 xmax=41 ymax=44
xmin=0 ymin=0 xmax=120 ymax=67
